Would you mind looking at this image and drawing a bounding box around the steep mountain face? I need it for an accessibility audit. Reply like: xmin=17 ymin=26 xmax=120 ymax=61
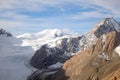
xmin=54 ymin=31 xmax=120 ymax=80
xmin=30 ymin=36 xmax=81 ymax=69
xmin=51 ymin=18 xmax=120 ymax=80
xmin=28 ymin=18 xmax=120 ymax=80
xmin=78 ymin=18 xmax=120 ymax=52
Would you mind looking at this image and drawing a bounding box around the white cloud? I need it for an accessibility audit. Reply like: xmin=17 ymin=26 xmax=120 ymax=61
xmin=0 ymin=0 xmax=119 ymax=16
xmin=0 ymin=0 xmax=118 ymax=13
xmin=93 ymin=0 xmax=120 ymax=15
xmin=0 ymin=0 xmax=120 ymax=35
xmin=0 ymin=20 xmax=23 ymax=28
xmin=0 ymin=12 xmax=29 ymax=20
xmin=69 ymin=11 xmax=113 ymax=20
xmin=0 ymin=0 xmax=68 ymax=12
xmin=68 ymin=0 xmax=120 ymax=18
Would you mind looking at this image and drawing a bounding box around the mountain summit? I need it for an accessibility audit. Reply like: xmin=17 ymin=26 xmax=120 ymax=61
xmin=51 ymin=18 xmax=120 ymax=80
xmin=89 ymin=18 xmax=120 ymax=37
xmin=28 ymin=18 xmax=120 ymax=80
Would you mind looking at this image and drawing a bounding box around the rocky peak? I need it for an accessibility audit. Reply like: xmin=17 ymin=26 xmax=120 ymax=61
xmin=79 ymin=18 xmax=120 ymax=52
xmin=88 ymin=18 xmax=120 ymax=37
xmin=0 ymin=28 xmax=12 ymax=36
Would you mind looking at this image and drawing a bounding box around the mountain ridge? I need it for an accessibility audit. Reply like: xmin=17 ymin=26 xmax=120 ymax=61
xmin=17 ymin=29 xmax=77 ymax=50
xmin=28 ymin=18 xmax=120 ymax=80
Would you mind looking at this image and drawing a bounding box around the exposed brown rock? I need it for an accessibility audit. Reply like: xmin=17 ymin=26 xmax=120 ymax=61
xmin=28 ymin=18 xmax=120 ymax=80
xmin=54 ymin=31 xmax=120 ymax=80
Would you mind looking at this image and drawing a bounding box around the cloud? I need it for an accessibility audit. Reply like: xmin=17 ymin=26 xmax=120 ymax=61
xmin=0 ymin=0 xmax=118 ymax=12
xmin=0 ymin=0 xmax=69 ymax=12
xmin=0 ymin=0 xmax=119 ymax=16
xmin=0 ymin=20 xmax=23 ymax=28
xmin=92 ymin=0 xmax=120 ymax=17
xmin=0 ymin=12 xmax=29 ymax=20
xmin=69 ymin=11 xmax=113 ymax=20
xmin=0 ymin=0 xmax=120 ymax=35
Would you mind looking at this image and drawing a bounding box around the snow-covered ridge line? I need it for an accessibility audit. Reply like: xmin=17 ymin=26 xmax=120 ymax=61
xmin=17 ymin=29 xmax=73 ymax=39
xmin=17 ymin=29 xmax=80 ymax=50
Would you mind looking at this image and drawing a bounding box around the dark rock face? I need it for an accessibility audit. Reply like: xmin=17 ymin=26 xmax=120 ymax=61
xmin=30 ymin=36 xmax=81 ymax=69
xmin=94 ymin=18 xmax=119 ymax=37
xmin=0 ymin=28 xmax=12 ymax=36
xmin=94 ymin=24 xmax=115 ymax=37
xmin=55 ymin=37 xmax=80 ymax=53
xmin=30 ymin=46 xmax=67 ymax=69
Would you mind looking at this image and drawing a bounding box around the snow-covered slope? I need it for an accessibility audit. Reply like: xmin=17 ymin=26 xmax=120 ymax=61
xmin=17 ymin=29 xmax=74 ymax=50
xmin=0 ymin=33 xmax=34 ymax=80
xmin=115 ymin=45 xmax=120 ymax=56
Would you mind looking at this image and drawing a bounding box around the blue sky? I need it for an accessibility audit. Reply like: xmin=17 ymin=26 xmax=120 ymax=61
xmin=0 ymin=0 xmax=120 ymax=35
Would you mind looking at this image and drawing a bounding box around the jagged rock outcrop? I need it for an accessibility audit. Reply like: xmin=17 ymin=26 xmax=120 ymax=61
xmin=78 ymin=18 xmax=120 ymax=52
xmin=0 ymin=28 xmax=12 ymax=36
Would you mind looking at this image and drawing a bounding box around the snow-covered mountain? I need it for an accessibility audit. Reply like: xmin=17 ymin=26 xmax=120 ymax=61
xmin=30 ymin=18 xmax=120 ymax=69
xmin=30 ymin=35 xmax=81 ymax=69
xmin=17 ymin=29 xmax=75 ymax=50
xmin=28 ymin=18 xmax=120 ymax=80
